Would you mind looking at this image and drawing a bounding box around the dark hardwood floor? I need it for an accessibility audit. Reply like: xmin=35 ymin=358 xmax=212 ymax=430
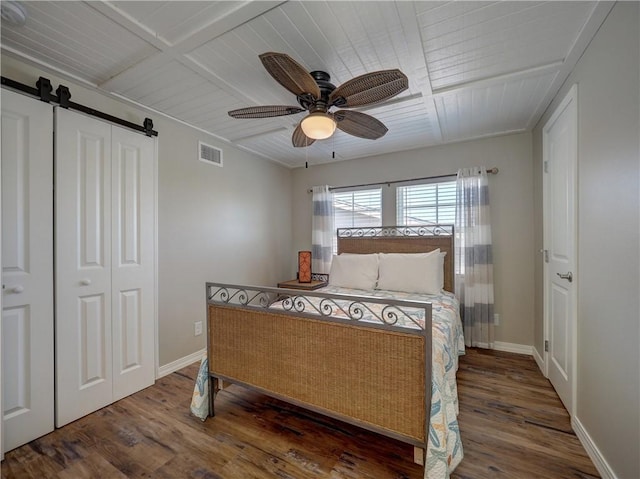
xmin=1 ymin=348 xmax=600 ymax=479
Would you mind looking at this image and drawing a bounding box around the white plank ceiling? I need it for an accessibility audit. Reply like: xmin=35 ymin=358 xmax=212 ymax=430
xmin=1 ymin=1 xmax=612 ymax=168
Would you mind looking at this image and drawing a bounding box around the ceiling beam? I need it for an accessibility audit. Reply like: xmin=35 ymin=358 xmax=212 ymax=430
xmin=395 ymin=1 xmax=442 ymax=142
xmin=92 ymin=1 xmax=285 ymax=93
xmin=431 ymin=60 xmax=563 ymax=98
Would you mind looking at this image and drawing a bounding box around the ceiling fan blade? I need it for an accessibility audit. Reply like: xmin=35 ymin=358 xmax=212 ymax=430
xmin=259 ymin=52 xmax=321 ymax=99
xmin=329 ymin=69 xmax=408 ymax=108
xmin=292 ymin=123 xmax=316 ymax=147
xmin=334 ymin=110 xmax=388 ymax=140
xmin=228 ymin=105 xmax=305 ymax=119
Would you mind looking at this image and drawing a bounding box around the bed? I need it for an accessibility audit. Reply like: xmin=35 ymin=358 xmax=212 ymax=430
xmin=200 ymin=225 xmax=464 ymax=479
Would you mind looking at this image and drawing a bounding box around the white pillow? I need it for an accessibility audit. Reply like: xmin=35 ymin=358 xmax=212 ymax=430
xmin=328 ymin=253 xmax=379 ymax=291
xmin=438 ymin=252 xmax=446 ymax=290
xmin=376 ymin=251 xmax=441 ymax=294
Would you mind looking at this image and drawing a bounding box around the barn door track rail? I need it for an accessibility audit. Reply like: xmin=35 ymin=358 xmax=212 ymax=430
xmin=1 ymin=75 xmax=157 ymax=137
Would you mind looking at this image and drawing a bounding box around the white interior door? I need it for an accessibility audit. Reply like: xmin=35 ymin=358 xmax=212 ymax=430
xmin=543 ymin=84 xmax=578 ymax=415
xmin=1 ymin=89 xmax=54 ymax=450
xmin=111 ymin=126 xmax=155 ymax=401
xmin=55 ymin=108 xmax=113 ymax=427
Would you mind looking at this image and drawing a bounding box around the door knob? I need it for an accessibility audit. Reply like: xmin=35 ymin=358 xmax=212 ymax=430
xmin=80 ymin=278 xmax=92 ymax=286
xmin=11 ymin=285 xmax=24 ymax=294
xmin=557 ymin=272 xmax=573 ymax=283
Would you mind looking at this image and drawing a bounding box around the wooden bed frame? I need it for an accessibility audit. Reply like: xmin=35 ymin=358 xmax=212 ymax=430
xmin=206 ymin=225 xmax=454 ymax=466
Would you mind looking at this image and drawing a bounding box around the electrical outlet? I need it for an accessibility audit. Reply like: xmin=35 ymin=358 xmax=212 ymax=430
xmin=493 ymin=313 xmax=500 ymax=326
xmin=194 ymin=321 xmax=203 ymax=336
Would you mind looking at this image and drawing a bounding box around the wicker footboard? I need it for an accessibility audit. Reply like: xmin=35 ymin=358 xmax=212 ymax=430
xmin=206 ymin=283 xmax=432 ymax=453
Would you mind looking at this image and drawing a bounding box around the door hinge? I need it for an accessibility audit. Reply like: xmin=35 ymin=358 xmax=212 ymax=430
xmin=543 ymin=249 xmax=549 ymax=263
xmin=544 ymin=340 xmax=549 ymax=352
xmin=544 ymin=160 xmax=549 ymax=173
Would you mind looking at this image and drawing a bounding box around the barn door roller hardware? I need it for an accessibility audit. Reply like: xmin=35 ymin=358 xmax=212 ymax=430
xmin=1 ymin=75 xmax=157 ymax=137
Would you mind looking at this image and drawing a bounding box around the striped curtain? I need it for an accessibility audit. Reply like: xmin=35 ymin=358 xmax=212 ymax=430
xmin=455 ymin=167 xmax=494 ymax=348
xmin=311 ymin=185 xmax=334 ymax=274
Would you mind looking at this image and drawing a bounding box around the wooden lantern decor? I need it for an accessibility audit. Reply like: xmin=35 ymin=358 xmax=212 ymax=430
xmin=298 ymin=250 xmax=312 ymax=283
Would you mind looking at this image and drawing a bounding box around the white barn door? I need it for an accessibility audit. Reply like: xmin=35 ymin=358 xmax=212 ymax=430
xmin=55 ymin=108 xmax=155 ymax=427
xmin=1 ymin=89 xmax=54 ymax=451
xmin=55 ymin=109 xmax=113 ymax=426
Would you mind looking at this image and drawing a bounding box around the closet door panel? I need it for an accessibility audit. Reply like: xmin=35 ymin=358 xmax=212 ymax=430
xmin=55 ymin=108 xmax=113 ymax=427
xmin=111 ymin=126 xmax=155 ymax=401
xmin=1 ymin=90 xmax=54 ymax=451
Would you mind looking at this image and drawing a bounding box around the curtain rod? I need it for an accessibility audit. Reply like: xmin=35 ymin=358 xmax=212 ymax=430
xmin=308 ymin=167 xmax=498 ymax=193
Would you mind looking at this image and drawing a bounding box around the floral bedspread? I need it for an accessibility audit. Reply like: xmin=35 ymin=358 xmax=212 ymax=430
xmin=318 ymin=286 xmax=465 ymax=479
xmin=193 ymin=286 xmax=465 ymax=479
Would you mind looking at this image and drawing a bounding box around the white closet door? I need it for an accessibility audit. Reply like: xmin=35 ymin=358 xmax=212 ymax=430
xmin=1 ymin=89 xmax=54 ymax=450
xmin=111 ymin=126 xmax=155 ymax=401
xmin=55 ymin=109 xmax=113 ymax=427
xmin=55 ymin=109 xmax=156 ymax=426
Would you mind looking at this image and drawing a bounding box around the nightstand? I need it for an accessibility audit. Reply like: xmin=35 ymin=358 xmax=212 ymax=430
xmin=277 ymin=279 xmax=328 ymax=290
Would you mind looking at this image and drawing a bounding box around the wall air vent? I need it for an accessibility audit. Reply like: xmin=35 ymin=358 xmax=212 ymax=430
xmin=198 ymin=141 xmax=223 ymax=167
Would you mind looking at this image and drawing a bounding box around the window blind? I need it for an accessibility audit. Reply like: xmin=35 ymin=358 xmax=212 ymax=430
xmin=332 ymin=188 xmax=382 ymax=253
xmin=396 ymin=180 xmax=456 ymax=225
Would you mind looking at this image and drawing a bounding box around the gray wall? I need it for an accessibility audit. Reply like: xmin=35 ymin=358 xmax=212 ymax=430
xmin=1 ymin=55 xmax=293 ymax=368
xmin=532 ymin=3 xmax=640 ymax=478
xmin=292 ymin=132 xmax=535 ymax=347
xmin=157 ymin=124 xmax=292 ymax=365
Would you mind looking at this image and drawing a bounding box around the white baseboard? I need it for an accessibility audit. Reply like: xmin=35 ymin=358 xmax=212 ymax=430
xmin=572 ymin=416 xmax=617 ymax=479
xmin=493 ymin=341 xmax=533 ymax=355
xmin=156 ymin=348 xmax=206 ymax=379
xmin=532 ymin=346 xmax=545 ymax=376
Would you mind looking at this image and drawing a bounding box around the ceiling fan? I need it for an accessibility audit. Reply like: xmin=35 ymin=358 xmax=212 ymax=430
xmin=228 ymin=52 xmax=408 ymax=147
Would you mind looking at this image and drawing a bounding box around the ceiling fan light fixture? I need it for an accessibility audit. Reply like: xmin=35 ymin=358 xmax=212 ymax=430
xmin=300 ymin=112 xmax=336 ymax=140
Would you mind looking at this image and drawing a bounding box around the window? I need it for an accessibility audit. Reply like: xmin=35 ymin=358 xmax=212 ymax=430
xmin=396 ymin=179 xmax=456 ymax=225
xmin=332 ymin=188 xmax=382 ymax=253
